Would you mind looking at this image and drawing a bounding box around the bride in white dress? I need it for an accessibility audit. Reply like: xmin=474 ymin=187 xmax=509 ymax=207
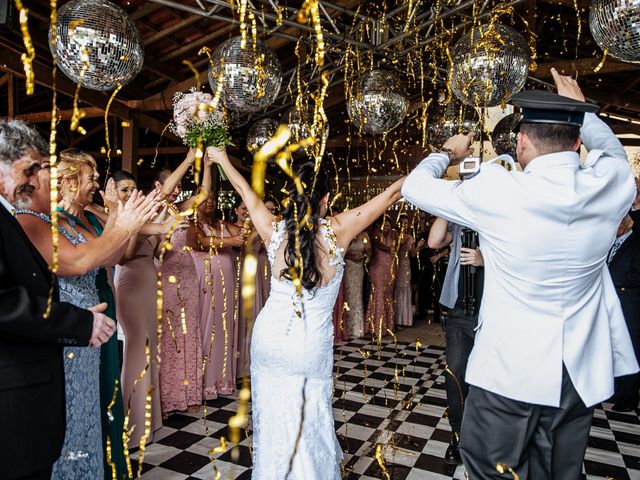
xmin=208 ymin=147 xmax=404 ymax=479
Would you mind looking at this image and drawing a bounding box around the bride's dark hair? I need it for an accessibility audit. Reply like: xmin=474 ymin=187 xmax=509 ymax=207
xmin=281 ymin=162 xmax=330 ymax=291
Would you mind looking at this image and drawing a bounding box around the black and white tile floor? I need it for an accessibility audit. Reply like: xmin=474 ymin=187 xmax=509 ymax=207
xmin=132 ymin=338 xmax=640 ymax=479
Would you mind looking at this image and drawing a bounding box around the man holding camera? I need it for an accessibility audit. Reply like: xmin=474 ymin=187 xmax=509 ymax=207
xmin=402 ymin=70 xmax=638 ymax=478
xmin=428 ymin=216 xmax=484 ymax=465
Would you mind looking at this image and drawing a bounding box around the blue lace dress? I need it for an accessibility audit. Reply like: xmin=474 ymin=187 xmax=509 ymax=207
xmin=16 ymin=210 xmax=103 ymax=479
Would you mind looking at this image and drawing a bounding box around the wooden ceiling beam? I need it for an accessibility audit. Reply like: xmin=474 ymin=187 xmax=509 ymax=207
xmin=143 ymin=14 xmax=203 ymax=46
xmin=535 ymin=57 xmax=640 ymax=78
xmin=161 ymin=23 xmax=237 ymax=61
xmin=12 ymin=107 xmax=105 ymax=123
xmin=537 ymin=0 xmax=589 ymax=9
xmin=129 ymin=3 xmax=163 ymax=21
xmin=129 ymin=71 xmax=209 ymax=110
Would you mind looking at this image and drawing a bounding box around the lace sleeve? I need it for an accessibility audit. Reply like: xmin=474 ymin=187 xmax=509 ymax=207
xmin=266 ymin=219 xmax=286 ymax=265
xmin=318 ymin=219 xmax=344 ymax=267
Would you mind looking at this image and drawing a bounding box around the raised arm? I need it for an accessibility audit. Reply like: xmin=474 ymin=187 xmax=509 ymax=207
xmin=401 ymin=133 xmax=486 ymax=231
xmin=550 ymin=68 xmax=626 ymax=160
xmin=331 ymin=177 xmax=405 ymax=251
xmin=207 ymin=146 xmax=275 ymax=243
xmin=158 ymin=149 xmax=195 ymax=201
xmin=17 ymin=190 xmax=157 ymax=276
xmin=428 ymin=217 xmax=453 ymax=249
xmin=179 ymin=150 xmax=214 ymax=212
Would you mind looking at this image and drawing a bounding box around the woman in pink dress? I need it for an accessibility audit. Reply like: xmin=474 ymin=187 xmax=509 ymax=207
xmin=191 ymin=193 xmax=244 ymax=398
xmin=154 ymin=150 xmax=213 ymax=414
xmin=366 ymin=215 xmax=398 ymax=338
xmin=113 ymin=171 xmax=181 ymax=447
xmin=394 ymin=214 xmax=415 ymax=327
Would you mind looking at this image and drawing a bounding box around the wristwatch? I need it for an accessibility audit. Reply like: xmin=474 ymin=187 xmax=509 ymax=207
xmin=437 ymin=148 xmax=455 ymax=163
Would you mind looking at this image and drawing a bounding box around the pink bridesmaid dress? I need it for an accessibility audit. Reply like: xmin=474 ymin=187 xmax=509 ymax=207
xmin=191 ymin=221 xmax=238 ymax=399
xmin=395 ymin=236 xmax=414 ymax=327
xmin=366 ymin=240 xmax=396 ymax=337
xmin=157 ymin=227 xmax=203 ymax=413
xmin=115 ymin=237 xmax=162 ymax=446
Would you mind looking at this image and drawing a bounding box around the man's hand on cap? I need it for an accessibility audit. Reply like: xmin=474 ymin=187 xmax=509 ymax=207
xmin=551 ymin=68 xmax=586 ymax=102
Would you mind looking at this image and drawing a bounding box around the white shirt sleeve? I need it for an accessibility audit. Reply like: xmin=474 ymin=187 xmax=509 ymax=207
xmin=401 ymin=153 xmax=498 ymax=232
xmin=581 ymin=113 xmax=628 ymax=163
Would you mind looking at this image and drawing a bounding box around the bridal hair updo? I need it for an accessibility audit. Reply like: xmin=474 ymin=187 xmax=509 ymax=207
xmin=281 ymin=162 xmax=331 ymax=291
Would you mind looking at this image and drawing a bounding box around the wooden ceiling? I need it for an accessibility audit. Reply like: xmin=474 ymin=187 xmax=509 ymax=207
xmin=1 ymin=0 xmax=640 ymax=186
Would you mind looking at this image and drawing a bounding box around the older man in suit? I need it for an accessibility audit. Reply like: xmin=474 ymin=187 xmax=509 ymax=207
xmin=402 ymin=70 xmax=638 ymax=479
xmin=0 ymin=120 xmax=116 ymax=480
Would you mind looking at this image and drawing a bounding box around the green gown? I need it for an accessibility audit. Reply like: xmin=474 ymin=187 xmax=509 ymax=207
xmin=77 ymin=210 xmax=129 ymax=480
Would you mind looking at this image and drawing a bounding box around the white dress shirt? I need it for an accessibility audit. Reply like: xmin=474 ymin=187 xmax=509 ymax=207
xmin=402 ymin=113 xmax=639 ymax=408
xmin=0 ymin=195 xmax=15 ymax=216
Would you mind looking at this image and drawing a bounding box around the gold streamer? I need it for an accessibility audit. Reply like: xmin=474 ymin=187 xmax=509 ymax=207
xmin=594 ymin=49 xmax=608 ymax=73
xmin=14 ymin=0 xmax=35 ymax=95
xmin=44 ymin=0 xmax=59 ymax=319
xmin=496 ymin=463 xmax=520 ymax=479
xmin=68 ymin=20 xmax=89 ymax=132
xmin=103 ymin=83 xmax=123 ymax=178
xmin=137 ymin=387 xmax=155 ymax=477
xmin=375 ymin=443 xmax=391 ymax=480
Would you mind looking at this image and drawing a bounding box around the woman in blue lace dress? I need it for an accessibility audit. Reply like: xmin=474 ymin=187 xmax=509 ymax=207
xmin=208 ymin=147 xmax=405 ymax=480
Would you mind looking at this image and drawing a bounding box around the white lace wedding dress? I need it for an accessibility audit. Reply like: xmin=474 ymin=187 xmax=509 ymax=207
xmin=251 ymin=218 xmax=344 ymax=479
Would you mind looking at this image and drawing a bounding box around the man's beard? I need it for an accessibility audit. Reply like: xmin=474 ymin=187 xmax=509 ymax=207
xmin=14 ymin=195 xmax=33 ymax=209
xmin=14 ymin=185 xmax=35 ymax=209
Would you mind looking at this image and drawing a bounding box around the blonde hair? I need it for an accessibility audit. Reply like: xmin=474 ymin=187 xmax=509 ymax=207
xmin=58 ymin=148 xmax=97 ymax=182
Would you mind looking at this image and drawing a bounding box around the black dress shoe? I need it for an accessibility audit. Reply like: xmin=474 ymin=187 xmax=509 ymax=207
xmin=612 ymin=400 xmax=638 ymax=412
xmin=445 ymin=435 xmax=462 ymax=465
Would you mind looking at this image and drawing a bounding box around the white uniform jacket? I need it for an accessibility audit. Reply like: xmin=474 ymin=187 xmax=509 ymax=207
xmin=402 ymin=113 xmax=639 ymax=407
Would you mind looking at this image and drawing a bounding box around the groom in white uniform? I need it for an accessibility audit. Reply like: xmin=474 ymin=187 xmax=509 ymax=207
xmin=402 ymin=70 xmax=639 ymax=478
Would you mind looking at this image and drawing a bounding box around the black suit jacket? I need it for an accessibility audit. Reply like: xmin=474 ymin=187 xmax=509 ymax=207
xmin=609 ymin=209 xmax=640 ymax=330
xmin=0 ymin=203 xmax=93 ymax=479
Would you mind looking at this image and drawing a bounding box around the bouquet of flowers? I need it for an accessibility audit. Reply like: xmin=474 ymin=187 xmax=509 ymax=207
xmin=170 ymin=88 xmax=233 ymax=177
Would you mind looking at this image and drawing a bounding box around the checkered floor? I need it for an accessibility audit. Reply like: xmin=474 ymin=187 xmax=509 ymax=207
xmin=132 ymin=338 xmax=640 ymax=479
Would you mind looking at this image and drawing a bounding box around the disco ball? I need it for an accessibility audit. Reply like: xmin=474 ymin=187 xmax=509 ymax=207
xmin=347 ymin=69 xmax=409 ymax=135
xmin=491 ymin=113 xmax=521 ymax=156
xmin=451 ymin=23 xmax=530 ymax=107
xmin=590 ymin=0 xmax=640 ymax=63
xmin=284 ymin=104 xmax=329 ymax=154
xmin=428 ymin=102 xmax=480 ymax=148
xmin=50 ymin=0 xmax=144 ymax=91
xmin=208 ymin=36 xmax=282 ymax=113
xmin=247 ymin=118 xmax=278 ymax=153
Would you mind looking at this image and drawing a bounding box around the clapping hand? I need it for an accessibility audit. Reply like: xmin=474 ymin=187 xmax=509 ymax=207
xmin=99 ymin=178 xmax=119 ymax=213
xmin=116 ymin=190 xmax=161 ymax=234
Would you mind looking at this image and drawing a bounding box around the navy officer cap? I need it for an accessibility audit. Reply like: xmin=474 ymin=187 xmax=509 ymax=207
xmin=510 ymin=90 xmax=599 ymax=132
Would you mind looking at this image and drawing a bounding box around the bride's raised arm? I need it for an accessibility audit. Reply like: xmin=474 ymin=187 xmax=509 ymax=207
xmin=331 ymin=177 xmax=405 ymax=251
xmin=206 ymin=146 xmax=276 ymax=243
